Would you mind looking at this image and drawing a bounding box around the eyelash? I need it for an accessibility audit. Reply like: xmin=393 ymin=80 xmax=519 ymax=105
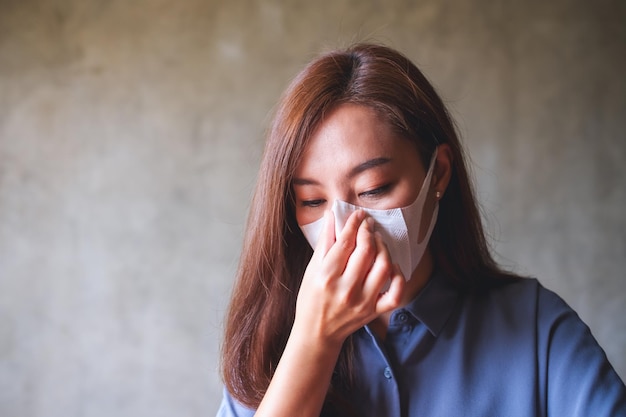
xmin=299 ymin=184 xmax=392 ymax=207
xmin=300 ymin=199 xmax=325 ymax=208
xmin=359 ymin=184 xmax=391 ymax=198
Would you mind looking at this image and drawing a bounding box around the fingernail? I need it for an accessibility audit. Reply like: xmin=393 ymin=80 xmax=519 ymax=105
xmin=366 ymin=216 xmax=375 ymax=229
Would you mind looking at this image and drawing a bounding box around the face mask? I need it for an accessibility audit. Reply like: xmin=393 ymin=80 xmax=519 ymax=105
xmin=299 ymin=149 xmax=439 ymax=281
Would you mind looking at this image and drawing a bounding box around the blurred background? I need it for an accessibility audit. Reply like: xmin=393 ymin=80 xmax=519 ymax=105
xmin=0 ymin=0 xmax=624 ymax=415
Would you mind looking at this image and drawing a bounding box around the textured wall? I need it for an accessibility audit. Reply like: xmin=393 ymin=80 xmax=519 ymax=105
xmin=0 ymin=0 xmax=624 ymax=416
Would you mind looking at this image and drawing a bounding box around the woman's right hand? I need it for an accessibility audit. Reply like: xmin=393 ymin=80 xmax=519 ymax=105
xmin=292 ymin=209 xmax=405 ymax=348
xmin=255 ymin=210 xmax=404 ymax=417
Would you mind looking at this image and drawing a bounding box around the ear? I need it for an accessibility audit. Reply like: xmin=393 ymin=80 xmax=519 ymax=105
xmin=432 ymin=144 xmax=453 ymax=198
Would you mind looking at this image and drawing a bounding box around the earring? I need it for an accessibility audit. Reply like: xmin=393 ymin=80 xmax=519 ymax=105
xmin=436 ymin=191 xmax=442 ymax=199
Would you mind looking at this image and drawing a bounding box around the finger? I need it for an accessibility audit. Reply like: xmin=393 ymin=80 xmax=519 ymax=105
xmin=323 ymin=209 xmax=367 ymax=272
xmin=341 ymin=215 xmax=377 ymax=286
xmin=375 ymin=263 xmax=405 ymax=314
xmin=362 ymin=230 xmax=394 ymax=297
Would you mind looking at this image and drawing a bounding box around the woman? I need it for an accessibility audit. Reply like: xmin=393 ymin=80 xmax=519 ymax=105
xmin=217 ymin=43 xmax=626 ymax=416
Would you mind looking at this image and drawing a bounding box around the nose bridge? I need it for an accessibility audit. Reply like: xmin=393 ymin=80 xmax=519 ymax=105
xmin=328 ymin=182 xmax=356 ymax=207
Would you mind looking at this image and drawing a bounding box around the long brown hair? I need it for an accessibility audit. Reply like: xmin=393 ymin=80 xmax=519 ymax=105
xmin=221 ymin=43 xmax=517 ymax=409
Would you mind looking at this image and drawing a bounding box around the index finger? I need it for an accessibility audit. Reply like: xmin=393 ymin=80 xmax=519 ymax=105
xmin=322 ymin=209 xmax=367 ymax=273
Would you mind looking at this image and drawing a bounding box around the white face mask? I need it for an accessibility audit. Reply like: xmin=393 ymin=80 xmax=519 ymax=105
xmin=299 ymin=149 xmax=439 ymax=281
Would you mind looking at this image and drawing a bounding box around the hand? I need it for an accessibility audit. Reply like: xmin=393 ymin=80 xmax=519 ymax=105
xmin=293 ymin=209 xmax=405 ymax=347
xmin=255 ymin=210 xmax=404 ymax=417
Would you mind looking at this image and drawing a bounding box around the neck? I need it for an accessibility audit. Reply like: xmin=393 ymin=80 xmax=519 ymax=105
xmin=402 ymin=248 xmax=434 ymax=305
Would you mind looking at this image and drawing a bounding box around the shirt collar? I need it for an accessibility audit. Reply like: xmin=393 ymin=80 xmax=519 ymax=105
xmin=401 ymin=270 xmax=460 ymax=337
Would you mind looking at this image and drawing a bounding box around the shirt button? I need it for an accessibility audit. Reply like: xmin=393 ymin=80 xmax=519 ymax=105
xmin=398 ymin=312 xmax=408 ymax=322
xmin=383 ymin=367 xmax=393 ymax=379
xmin=402 ymin=325 xmax=411 ymax=332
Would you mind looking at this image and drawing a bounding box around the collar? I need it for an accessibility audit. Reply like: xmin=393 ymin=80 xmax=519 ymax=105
xmin=378 ymin=270 xmax=459 ymax=337
xmin=403 ymin=270 xmax=459 ymax=336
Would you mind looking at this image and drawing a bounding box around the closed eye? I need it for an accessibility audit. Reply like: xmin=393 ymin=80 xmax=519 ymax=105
xmin=359 ymin=184 xmax=392 ymax=198
xmin=300 ymin=199 xmax=326 ymax=208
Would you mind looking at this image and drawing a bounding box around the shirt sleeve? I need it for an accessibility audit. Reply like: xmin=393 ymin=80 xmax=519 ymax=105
xmin=537 ymin=286 xmax=626 ymax=416
xmin=215 ymin=387 xmax=256 ymax=417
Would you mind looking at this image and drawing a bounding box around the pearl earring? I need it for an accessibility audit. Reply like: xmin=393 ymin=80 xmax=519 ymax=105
xmin=436 ymin=191 xmax=442 ymax=199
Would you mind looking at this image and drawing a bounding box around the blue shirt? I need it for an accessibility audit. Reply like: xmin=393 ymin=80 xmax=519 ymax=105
xmin=217 ymin=273 xmax=626 ymax=416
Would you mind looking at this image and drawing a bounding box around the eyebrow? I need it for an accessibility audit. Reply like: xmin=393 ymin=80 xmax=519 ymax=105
xmin=349 ymin=157 xmax=391 ymax=177
xmin=292 ymin=157 xmax=392 ymax=186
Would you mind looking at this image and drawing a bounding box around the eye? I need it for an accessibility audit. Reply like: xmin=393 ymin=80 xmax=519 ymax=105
xmin=300 ymin=199 xmax=326 ymax=208
xmin=358 ymin=184 xmax=392 ymax=198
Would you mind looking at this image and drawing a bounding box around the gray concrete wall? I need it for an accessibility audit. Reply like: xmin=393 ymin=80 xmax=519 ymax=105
xmin=0 ymin=0 xmax=624 ymax=416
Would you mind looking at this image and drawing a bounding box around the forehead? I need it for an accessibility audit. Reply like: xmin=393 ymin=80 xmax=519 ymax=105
xmin=295 ymin=104 xmax=420 ymax=176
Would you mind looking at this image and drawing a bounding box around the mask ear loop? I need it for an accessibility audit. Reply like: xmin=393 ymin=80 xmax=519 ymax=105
xmin=431 ymin=131 xmax=440 ymax=147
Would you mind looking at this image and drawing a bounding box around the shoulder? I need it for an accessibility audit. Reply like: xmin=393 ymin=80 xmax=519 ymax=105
xmin=467 ymin=276 xmax=602 ymax=341
xmin=484 ymin=276 xmax=596 ymax=339
xmin=468 ymin=276 xmax=575 ymax=320
xmin=452 ymin=277 xmax=596 ymax=352
xmin=483 ymin=277 xmax=626 ymax=415
xmin=457 ymin=277 xmax=544 ymax=330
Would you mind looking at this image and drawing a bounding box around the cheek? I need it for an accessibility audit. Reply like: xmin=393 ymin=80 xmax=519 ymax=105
xmin=295 ymin=209 xmax=307 ymax=226
xmin=391 ymin=177 xmax=423 ymax=209
xmin=295 ymin=207 xmax=322 ymax=227
xmin=397 ymin=182 xmax=421 ymax=208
